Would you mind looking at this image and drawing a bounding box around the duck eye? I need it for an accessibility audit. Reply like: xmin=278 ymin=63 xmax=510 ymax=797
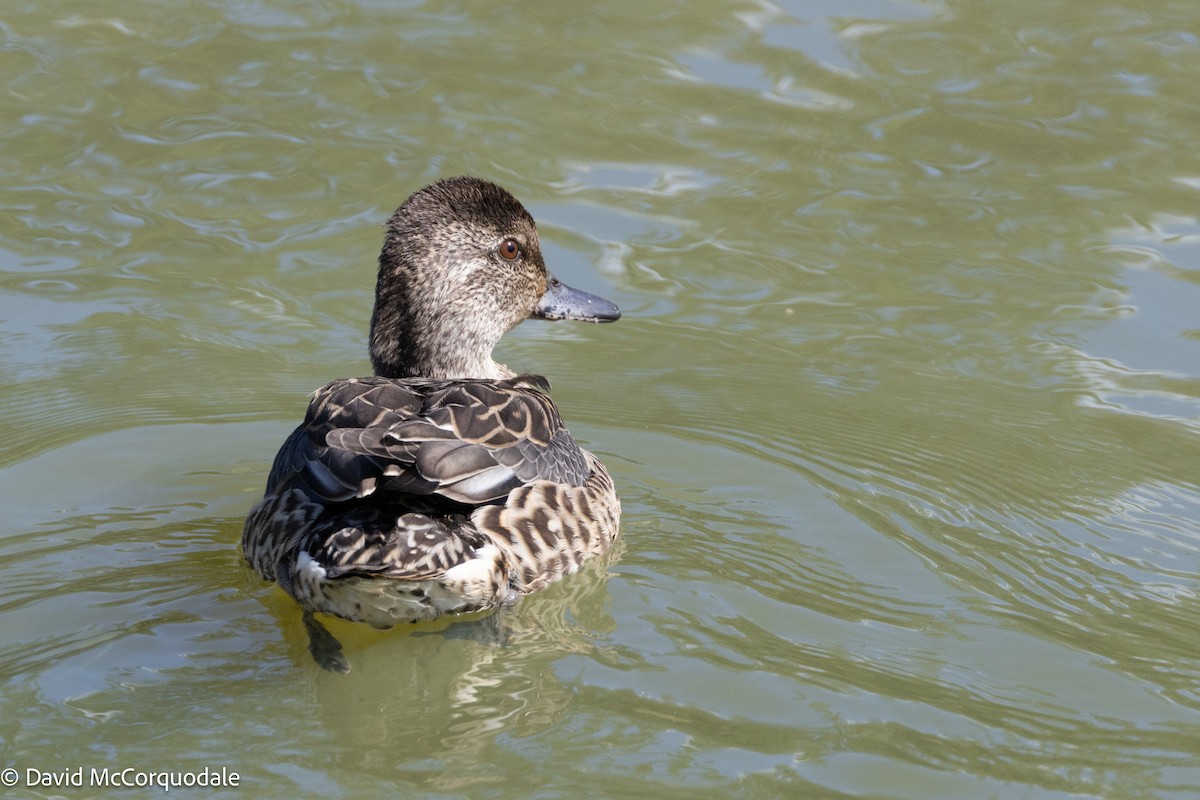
xmin=498 ymin=238 xmax=521 ymax=261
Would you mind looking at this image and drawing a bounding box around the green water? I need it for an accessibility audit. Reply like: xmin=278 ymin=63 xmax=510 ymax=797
xmin=2 ymin=1 xmax=1199 ymax=798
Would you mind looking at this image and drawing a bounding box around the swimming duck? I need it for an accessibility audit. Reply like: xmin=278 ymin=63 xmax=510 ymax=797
xmin=242 ymin=176 xmax=621 ymax=672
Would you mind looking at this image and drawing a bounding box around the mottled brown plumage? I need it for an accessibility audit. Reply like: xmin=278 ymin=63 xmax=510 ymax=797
xmin=242 ymin=177 xmax=621 ymax=672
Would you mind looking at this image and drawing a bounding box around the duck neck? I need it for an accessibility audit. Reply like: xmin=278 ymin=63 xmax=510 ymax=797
xmin=368 ymin=266 xmax=512 ymax=381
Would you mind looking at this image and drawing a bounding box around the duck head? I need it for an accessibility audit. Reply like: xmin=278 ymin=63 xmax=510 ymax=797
xmin=369 ymin=176 xmax=620 ymax=380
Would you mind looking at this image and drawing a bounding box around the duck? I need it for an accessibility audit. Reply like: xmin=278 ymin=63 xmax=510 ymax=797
xmin=242 ymin=176 xmax=622 ymax=672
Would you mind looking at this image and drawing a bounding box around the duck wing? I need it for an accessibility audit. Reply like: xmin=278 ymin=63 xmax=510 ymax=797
xmin=272 ymin=374 xmax=592 ymax=508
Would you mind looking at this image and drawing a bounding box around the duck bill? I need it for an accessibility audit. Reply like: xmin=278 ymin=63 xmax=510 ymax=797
xmin=533 ymin=275 xmax=621 ymax=323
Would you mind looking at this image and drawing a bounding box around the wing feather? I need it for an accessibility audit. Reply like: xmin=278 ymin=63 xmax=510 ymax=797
xmin=272 ymin=374 xmax=592 ymax=508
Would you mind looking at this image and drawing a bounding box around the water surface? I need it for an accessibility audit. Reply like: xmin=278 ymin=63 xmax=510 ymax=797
xmin=2 ymin=1 xmax=1199 ymax=798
